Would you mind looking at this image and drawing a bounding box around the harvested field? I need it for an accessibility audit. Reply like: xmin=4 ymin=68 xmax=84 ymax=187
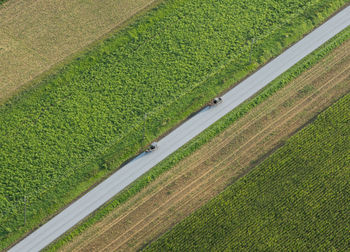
xmin=0 ymin=0 xmax=160 ymax=102
xmin=60 ymin=38 xmax=350 ymax=252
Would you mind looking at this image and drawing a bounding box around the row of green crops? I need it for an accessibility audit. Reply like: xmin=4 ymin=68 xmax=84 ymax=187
xmin=46 ymin=26 xmax=350 ymax=252
xmin=1 ymin=0 xmax=349 ymax=249
xmin=144 ymin=91 xmax=350 ymax=251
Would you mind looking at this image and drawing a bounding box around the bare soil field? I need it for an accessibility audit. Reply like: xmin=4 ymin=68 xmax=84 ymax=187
xmin=0 ymin=0 xmax=160 ymax=102
xmin=60 ymin=39 xmax=350 ymax=252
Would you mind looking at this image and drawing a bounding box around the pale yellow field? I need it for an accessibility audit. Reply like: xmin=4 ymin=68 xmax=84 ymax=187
xmin=0 ymin=0 xmax=160 ymax=102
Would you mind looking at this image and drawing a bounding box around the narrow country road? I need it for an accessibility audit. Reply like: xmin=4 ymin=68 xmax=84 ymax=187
xmin=9 ymin=6 xmax=350 ymax=252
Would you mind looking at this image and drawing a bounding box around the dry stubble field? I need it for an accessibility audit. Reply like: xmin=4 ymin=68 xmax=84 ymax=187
xmin=0 ymin=0 xmax=160 ymax=102
xmin=59 ymin=38 xmax=350 ymax=252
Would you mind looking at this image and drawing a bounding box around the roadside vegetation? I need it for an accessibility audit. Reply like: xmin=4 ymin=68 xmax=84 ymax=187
xmin=144 ymin=88 xmax=350 ymax=251
xmin=48 ymin=26 xmax=350 ymax=251
xmin=1 ymin=0 xmax=349 ymax=249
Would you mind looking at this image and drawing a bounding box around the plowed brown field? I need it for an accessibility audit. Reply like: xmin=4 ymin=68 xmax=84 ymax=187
xmin=0 ymin=0 xmax=160 ymax=102
xmin=60 ymin=39 xmax=350 ymax=252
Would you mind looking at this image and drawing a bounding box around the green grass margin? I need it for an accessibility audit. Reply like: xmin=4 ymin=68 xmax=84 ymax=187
xmin=44 ymin=21 xmax=350 ymax=252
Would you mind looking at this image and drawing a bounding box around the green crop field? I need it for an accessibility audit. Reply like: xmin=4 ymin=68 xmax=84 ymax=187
xmin=144 ymin=92 xmax=350 ymax=251
xmin=0 ymin=0 xmax=348 ymax=248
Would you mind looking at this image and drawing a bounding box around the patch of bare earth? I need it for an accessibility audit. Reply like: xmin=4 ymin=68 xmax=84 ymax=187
xmin=0 ymin=0 xmax=161 ymax=103
xmin=60 ymin=39 xmax=350 ymax=252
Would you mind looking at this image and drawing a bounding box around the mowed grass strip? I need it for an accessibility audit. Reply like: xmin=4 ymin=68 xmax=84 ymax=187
xmin=0 ymin=0 xmax=161 ymax=102
xmin=1 ymin=0 xmax=348 ymax=249
xmin=58 ymin=36 xmax=350 ymax=252
xmin=144 ymin=90 xmax=350 ymax=251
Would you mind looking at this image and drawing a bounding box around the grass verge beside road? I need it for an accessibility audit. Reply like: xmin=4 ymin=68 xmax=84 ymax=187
xmin=47 ymin=25 xmax=350 ymax=252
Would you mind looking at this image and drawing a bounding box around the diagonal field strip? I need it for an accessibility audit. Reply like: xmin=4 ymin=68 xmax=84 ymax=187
xmin=9 ymin=6 xmax=350 ymax=252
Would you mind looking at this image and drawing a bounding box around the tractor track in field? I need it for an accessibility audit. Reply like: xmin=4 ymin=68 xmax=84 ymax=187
xmin=62 ymin=39 xmax=350 ymax=252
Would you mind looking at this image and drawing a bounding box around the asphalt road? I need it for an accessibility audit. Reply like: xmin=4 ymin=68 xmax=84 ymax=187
xmin=10 ymin=6 xmax=350 ymax=252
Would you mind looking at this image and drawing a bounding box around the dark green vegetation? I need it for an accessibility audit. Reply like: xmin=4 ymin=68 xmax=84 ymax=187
xmin=47 ymin=26 xmax=350 ymax=251
xmin=144 ymin=91 xmax=350 ymax=251
xmin=1 ymin=0 xmax=348 ymax=249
